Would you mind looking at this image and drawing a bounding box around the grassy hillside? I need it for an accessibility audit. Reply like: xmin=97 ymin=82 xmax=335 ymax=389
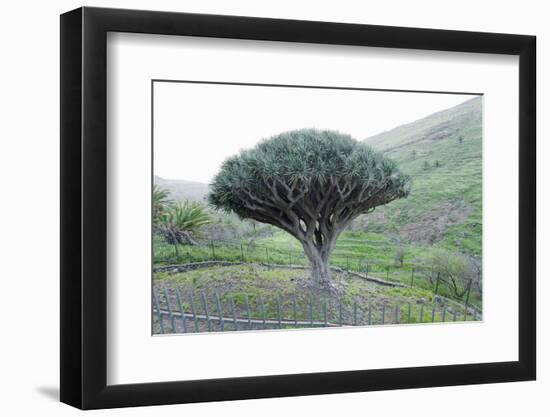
xmin=154 ymin=229 xmax=482 ymax=308
xmin=154 ymin=175 xmax=209 ymax=203
xmin=361 ymin=96 xmax=482 ymax=255
xmin=153 ymin=264 xmax=479 ymax=334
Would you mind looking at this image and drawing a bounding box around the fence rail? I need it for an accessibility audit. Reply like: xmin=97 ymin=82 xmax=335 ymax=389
xmin=152 ymin=283 xmax=481 ymax=335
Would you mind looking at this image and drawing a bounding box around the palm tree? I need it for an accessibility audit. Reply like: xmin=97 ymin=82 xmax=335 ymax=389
xmin=153 ymin=184 xmax=172 ymax=225
xmin=159 ymin=201 xmax=211 ymax=256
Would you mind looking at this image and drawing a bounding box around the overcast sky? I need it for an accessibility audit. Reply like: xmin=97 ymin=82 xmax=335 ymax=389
xmin=154 ymin=82 xmax=474 ymax=184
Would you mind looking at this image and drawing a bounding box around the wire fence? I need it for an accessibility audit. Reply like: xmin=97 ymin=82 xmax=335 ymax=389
xmin=152 ymin=282 xmax=481 ymax=335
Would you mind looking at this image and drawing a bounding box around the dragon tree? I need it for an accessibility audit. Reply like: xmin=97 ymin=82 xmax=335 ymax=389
xmin=208 ymin=129 xmax=411 ymax=287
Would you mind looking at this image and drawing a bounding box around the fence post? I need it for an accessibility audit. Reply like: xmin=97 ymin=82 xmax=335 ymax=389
xmin=152 ymin=287 xmax=165 ymax=334
xmin=163 ymin=284 xmax=176 ymax=333
xmin=407 ymin=302 xmax=411 ymax=323
xmin=365 ymin=263 xmax=369 ymax=278
xmin=453 ymin=309 xmax=457 ymax=322
xmin=293 ymin=293 xmax=298 ymax=327
xmin=230 ymin=297 xmax=238 ymax=331
xmin=346 ymin=257 xmax=350 ymax=272
xmin=201 ymin=292 xmax=212 ymax=332
xmin=434 ymin=272 xmax=441 ymax=295
xmin=309 ymin=294 xmax=314 ymax=326
xmin=420 ymin=303 xmax=424 ymax=323
xmin=277 ymin=296 xmax=282 ymax=329
xmin=188 ymin=289 xmax=199 ymax=332
xmin=259 ymin=296 xmax=267 ymax=329
xmin=323 ymin=300 xmax=328 ymax=327
xmin=441 ymin=304 xmax=446 ymax=322
xmin=410 ymin=268 xmax=415 ymax=287
xmin=395 ymin=303 xmax=399 ymax=324
xmin=464 ymin=279 xmax=472 ymax=306
xmin=382 ymin=302 xmax=386 ymax=325
xmin=240 ymin=243 xmax=244 ymax=262
xmin=473 ymin=308 xmax=478 ymax=321
xmin=386 ymin=266 xmax=390 ymax=281
xmin=368 ymin=303 xmax=372 ymax=325
xmin=210 ymin=240 xmax=215 ymax=260
xmin=339 ymin=298 xmax=343 ymax=326
xmin=175 ymin=287 xmax=187 ymax=333
xmin=353 ymin=300 xmax=358 ymax=326
xmin=289 ymin=251 xmax=292 ymax=266
xmin=245 ymin=294 xmax=252 ymax=329
xmin=463 ymin=279 xmax=473 ymax=320
xmin=214 ymin=290 xmax=224 ymax=331
xmin=431 ymin=304 xmax=436 ymax=323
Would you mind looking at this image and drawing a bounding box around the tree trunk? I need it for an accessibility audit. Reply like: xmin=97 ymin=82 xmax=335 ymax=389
xmin=301 ymin=241 xmax=332 ymax=287
xmin=311 ymin=256 xmax=331 ymax=287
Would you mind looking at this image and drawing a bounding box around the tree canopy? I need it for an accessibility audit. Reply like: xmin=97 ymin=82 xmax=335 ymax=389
xmin=208 ymin=129 xmax=411 ymax=286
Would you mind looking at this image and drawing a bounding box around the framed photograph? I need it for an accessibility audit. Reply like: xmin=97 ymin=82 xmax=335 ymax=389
xmin=60 ymin=6 xmax=536 ymax=409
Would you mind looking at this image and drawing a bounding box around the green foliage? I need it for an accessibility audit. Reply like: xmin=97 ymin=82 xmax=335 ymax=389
xmin=165 ymin=201 xmax=211 ymax=235
xmin=202 ymin=211 xmax=274 ymax=241
xmin=393 ymin=246 xmax=407 ymax=267
xmin=424 ymin=248 xmax=480 ymax=298
xmin=427 ymin=248 xmax=467 ymax=276
xmin=157 ymin=201 xmax=212 ymax=247
xmin=152 ymin=184 xmax=172 ymax=225
xmin=208 ymin=128 xmax=411 ymax=217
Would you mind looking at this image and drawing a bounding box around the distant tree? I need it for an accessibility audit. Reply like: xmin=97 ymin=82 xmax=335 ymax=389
xmin=426 ymin=249 xmax=480 ymax=298
xmin=393 ymin=246 xmax=407 ymax=267
xmin=423 ymin=161 xmax=430 ymax=170
xmin=158 ymin=201 xmax=211 ymax=255
xmin=434 ymin=160 xmax=441 ymax=168
xmin=208 ymin=129 xmax=411 ymax=287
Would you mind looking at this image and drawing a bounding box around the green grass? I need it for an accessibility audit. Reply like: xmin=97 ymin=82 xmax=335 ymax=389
xmin=363 ymin=97 xmax=482 ymax=256
xmin=153 ymin=264 xmax=480 ymax=333
xmin=154 ymin=228 xmax=482 ymax=309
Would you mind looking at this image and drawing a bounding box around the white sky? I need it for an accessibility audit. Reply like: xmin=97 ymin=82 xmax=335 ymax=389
xmin=154 ymin=82 xmax=474 ymax=183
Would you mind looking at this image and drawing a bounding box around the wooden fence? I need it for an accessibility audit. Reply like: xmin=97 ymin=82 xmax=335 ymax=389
xmin=152 ymin=283 xmax=481 ymax=335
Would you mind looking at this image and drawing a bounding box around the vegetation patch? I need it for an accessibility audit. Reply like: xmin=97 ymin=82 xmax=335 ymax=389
xmin=153 ymin=264 xmax=478 ymax=334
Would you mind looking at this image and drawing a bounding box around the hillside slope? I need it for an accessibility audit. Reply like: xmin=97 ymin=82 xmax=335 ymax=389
xmin=361 ymin=96 xmax=482 ymax=255
xmin=154 ymin=175 xmax=209 ymax=203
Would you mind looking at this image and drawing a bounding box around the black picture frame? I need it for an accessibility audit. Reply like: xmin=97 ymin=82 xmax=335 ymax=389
xmin=60 ymin=6 xmax=536 ymax=410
